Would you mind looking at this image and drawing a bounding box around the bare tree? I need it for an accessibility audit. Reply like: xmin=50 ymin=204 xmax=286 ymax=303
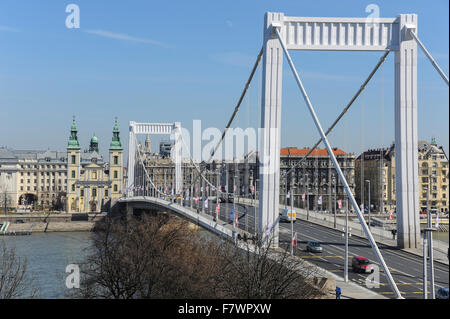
xmin=75 ymin=214 xmax=325 ymax=299
xmin=0 ymin=241 xmax=38 ymax=299
xmin=75 ymin=214 xmax=221 ymax=299
xmin=213 ymin=234 xmax=324 ymax=299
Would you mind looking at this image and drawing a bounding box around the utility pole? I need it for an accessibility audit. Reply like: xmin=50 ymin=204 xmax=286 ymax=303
xmin=233 ymin=158 xmax=237 ymax=226
xmin=423 ymin=228 xmax=429 ymax=299
xmin=306 ymin=173 xmax=309 ymax=221
xmin=344 ymin=198 xmax=349 ymax=282
xmin=290 ymin=176 xmax=294 ymax=255
xmin=427 ymin=211 xmax=436 ymax=299
xmin=366 ymin=180 xmax=371 ymax=230
xmin=333 ymin=176 xmax=337 ymax=229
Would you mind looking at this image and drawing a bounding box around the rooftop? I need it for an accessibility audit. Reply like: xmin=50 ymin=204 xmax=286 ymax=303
xmin=280 ymin=147 xmax=348 ymax=157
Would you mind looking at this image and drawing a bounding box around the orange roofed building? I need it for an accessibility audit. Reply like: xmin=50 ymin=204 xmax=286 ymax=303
xmin=278 ymin=147 xmax=356 ymax=212
xmin=239 ymin=147 xmax=356 ymax=213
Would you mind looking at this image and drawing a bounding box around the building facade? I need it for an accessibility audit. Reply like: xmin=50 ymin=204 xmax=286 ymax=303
xmin=0 ymin=148 xmax=68 ymax=211
xmin=355 ymin=138 xmax=449 ymax=213
xmin=278 ymin=147 xmax=355 ymax=212
xmin=132 ymin=144 xmax=356 ymax=213
xmin=0 ymin=119 xmax=124 ymax=213
xmin=66 ymin=118 xmax=124 ymax=213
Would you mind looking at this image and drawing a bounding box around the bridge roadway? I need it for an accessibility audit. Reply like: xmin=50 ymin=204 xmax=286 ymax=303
xmin=121 ymin=196 xmax=449 ymax=299
xmin=211 ymin=200 xmax=449 ymax=299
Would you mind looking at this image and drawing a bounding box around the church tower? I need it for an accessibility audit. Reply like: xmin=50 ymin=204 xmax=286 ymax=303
xmin=67 ymin=117 xmax=81 ymax=213
xmin=109 ymin=118 xmax=123 ymax=207
xmin=145 ymin=134 xmax=151 ymax=154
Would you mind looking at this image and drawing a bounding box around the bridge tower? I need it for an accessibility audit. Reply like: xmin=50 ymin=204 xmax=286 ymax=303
xmin=258 ymin=12 xmax=420 ymax=249
xmin=66 ymin=117 xmax=81 ymax=213
xmin=109 ymin=118 xmax=124 ymax=208
xmin=127 ymin=122 xmax=183 ymax=196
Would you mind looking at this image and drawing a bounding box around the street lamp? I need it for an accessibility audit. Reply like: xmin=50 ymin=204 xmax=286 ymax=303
xmin=333 ymin=176 xmax=337 ymax=229
xmin=305 ymin=173 xmax=310 ymax=221
xmin=422 ymin=226 xmax=436 ymax=299
xmin=365 ymin=180 xmax=371 ymax=229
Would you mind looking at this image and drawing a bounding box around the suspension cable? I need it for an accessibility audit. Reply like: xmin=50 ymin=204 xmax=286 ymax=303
xmin=134 ymin=134 xmax=165 ymax=196
xmin=408 ymin=29 xmax=449 ymax=86
xmin=209 ymin=46 xmax=264 ymax=162
xmin=281 ymin=50 xmax=390 ymax=179
xmin=187 ymin=46 xmax=264 ymax=192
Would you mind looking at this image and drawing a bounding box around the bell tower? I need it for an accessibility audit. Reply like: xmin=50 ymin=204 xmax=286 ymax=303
xmin=67 ymin=116 xmax=81 ymax=213
xmin=109 ymin=118 xmax=123 ymax=208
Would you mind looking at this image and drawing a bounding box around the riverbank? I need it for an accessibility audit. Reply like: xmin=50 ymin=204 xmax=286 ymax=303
xmin=0 ymin=213 xmax=107 ymax=235
xmin=2 ymin=221 xmax=96 ymax=234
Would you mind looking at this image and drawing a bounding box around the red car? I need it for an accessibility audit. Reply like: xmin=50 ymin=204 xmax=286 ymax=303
xmin=352 ymin=256 xmax=374 ymax=273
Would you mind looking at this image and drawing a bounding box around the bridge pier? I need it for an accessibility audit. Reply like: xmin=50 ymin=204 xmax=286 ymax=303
xmin=258 ymin=12 xmax=284 ymax=247
xmin=395 ymin=14 xmax=421 ymax=249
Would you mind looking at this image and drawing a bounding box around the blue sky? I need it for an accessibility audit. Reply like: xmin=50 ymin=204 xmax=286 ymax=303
xmin=0 ymin=0 xmax=448 ymax=160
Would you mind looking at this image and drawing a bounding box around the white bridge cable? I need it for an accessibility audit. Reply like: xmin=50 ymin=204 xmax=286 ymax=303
xmin=187 ymin=46 xmax=264 ymax=192
xmin=281 ymin=50 xmax=390 ymax=180
xmin=408 ymin=29 xmax=449 ymax=86
xmin=133 ymin=134 xmax=165 ymax=197
xmin=274 ymin=27 xmax=403 ymax=299
xmin=208 ymin=46 xmax=264 ymax=163
xmin=178 ymin=132 xmax=228 ymax=195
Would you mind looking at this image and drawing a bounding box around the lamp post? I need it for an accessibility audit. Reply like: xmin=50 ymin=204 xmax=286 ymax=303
xmin=333 ymin=176 xmax=337 ymax=229
xmin=365 ymin=180 xmax=371 ymax=230
xmin=422 ymin=227 xmax=436 ymax=299
xmin=344 ymin=198 xmax=350 ymax=282
xmin=427 ymin=211 xmax=436 ymax=299
xmin=305 ymin=173 xmax=309 ymax=220
xmin=290 ymin=176 xmax=294 ymax=255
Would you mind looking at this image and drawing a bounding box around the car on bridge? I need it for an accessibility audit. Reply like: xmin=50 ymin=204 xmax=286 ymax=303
xmin=352 ymin=256 xmax=374 ymax=274
xmin=436 ymin=287 xmax=449 ymax=299
xmin=306 ymin=241 xmax=322 ymax=253
xmin=280 ymin=209 xmax=296 ymax=223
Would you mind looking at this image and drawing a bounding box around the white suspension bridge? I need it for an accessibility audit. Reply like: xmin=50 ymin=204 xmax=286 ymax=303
xmin=118 ymin=12 xmax=449 ymax=299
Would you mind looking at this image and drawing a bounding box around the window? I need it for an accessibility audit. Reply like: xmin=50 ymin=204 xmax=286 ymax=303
xmin=92 ymin=188 xmax=97 ymax=197
xmin=105 ymin=189 xmax=108 ymax=197
xmin=71 ymin=155 xmax=76 ymax=164
xmin=114 ymin=156 xmax=118 ymax=165
xmin=114 ymin=170 xmax=118 ymax=179
xmin=113 ymin=184 xmax=118 ymax=192
xmin=71 ymin=184 xmax=75 ymax=191
xmin=72 ymin=170 xmax=76 ymax=178
xmin=81 ymin=189 xmax=84 ymax=197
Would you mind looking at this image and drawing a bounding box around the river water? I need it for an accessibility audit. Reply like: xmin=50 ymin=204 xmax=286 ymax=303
xmin=1 ymin=232 xmax=92 ymax=298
